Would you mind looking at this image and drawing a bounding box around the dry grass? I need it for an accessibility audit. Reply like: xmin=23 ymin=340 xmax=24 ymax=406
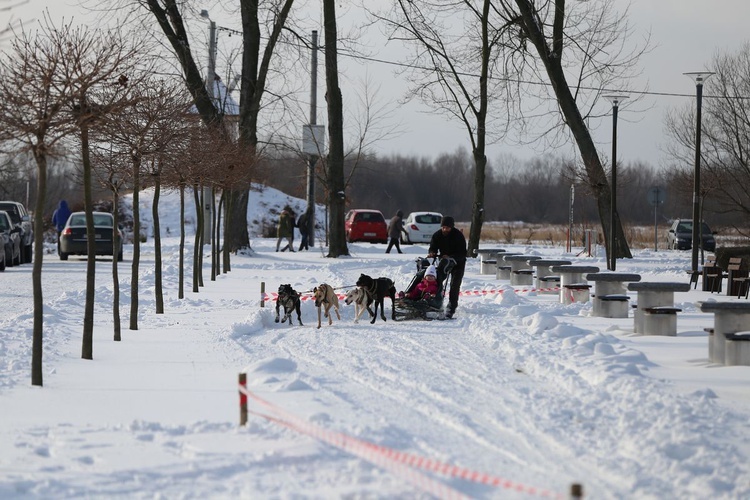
xmin=464 ymin=222 xmax=750 ymax=250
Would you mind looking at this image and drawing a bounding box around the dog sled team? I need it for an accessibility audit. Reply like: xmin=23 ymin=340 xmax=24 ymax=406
xmin=274 ymin=215 xmax=467 ymax=327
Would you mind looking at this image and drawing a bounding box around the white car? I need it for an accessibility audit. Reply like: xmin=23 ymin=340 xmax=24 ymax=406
xmin=401 ymin=211 xmax=443 ymax=244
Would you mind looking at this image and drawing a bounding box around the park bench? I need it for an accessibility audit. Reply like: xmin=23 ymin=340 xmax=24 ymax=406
xmin=505 ymin=255 xmax=542 ymax=286
xmin=699 ymin=301 xmax=750 ymax=365
xmin=586 ymin=273 xmax=641 ymax=318
xmin=726 ymin=258 xmax=748 ymax=297
xmin=530 ymin=259 xmax=571 ymax=294
xmin=550 ymin=265 xmax=600 ymax=305
xmin=627 ymin=282 xmax=691 ymax=335
xmin=476 ymin=248 xmax=505 ymax=275
xmin=494 ymin=252 xmax=520 ymax=280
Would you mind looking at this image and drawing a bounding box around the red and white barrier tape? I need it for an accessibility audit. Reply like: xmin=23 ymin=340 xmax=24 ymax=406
xmin=264 ymin=286 xmax=561 ymax=302
xmin=239 ymin=384 xmax=564 ymax=499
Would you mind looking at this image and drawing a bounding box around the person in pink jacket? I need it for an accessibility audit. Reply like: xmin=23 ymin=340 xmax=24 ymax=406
xmin=406 ymin=265 xmax=439 ymax=300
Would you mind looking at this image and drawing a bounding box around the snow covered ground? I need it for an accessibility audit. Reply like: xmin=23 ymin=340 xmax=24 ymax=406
xmin=1 ymin=187 xmax=749 ymax=499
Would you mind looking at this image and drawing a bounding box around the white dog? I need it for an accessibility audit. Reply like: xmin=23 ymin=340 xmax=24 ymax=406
xmin=344 ymin=287 xmax=374 ymax=323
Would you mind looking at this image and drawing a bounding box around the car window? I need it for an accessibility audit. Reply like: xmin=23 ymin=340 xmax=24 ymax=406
xmin=69 ymin=214 xmax=86 ymax=226
xmin=355 ymin=212 xmax=384 ymax=223
xmin=0 ymin=204 xmax=21 ymax=223
xmin=0 ymin=214 xmax=10 ymax=230
xmin=416 ymin=215 xmax=442 ymax=224
xmin=93 ymin=214 xmax=114 ymax=227
xmin=677 ymin=222 xmax=692 ymax=232
xmin=700 ymin=223 xmax=712 ymax=233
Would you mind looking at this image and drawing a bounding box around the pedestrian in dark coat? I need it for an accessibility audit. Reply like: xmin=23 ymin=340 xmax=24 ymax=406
xmin=297 ymin=211 xmax=310 ymax=251
xmin=427 ymin=216 xmax=467 ymax=319
xmin=276 ymin=208 xmax=295 ymax=252
xmin=386 ymin=210 xmax=405 ymax=254
xmin=52 ymin=199 xmax=71 ymax=233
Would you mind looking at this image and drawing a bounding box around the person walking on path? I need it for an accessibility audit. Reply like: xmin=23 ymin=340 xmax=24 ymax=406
xmin=52 ymin=199 xmax=72 ymax=253
xmin=276 ymin=207 xmax=295 ymax=252
xmin=297 ymin=210 xmax=310 ymax=251
xmin=385 ymin=209 xmax=406 ymax=254
xmin=427 ymin=216 xmax=467 ymax=319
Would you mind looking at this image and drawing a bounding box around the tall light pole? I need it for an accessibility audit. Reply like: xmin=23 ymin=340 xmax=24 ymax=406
xmin=684 ymin=71 xmax=714 ymax=273
xmin=200 ymin=10 xmax=218 ymax=101
xmin=604 ymin=94 xmax=628 ymax=271
xmin=200 ymin=9 xmax=218 ymax=245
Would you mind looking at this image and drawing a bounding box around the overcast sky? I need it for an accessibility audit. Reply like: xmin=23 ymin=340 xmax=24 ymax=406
xmin=8 ymin=0 xmax=750 ymax=170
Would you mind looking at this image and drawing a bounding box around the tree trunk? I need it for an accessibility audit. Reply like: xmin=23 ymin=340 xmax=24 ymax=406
xmin=152 ymin=170 xmax=164 ymax=314
xmin=113 ymin=188 xmax=122 ymax=341
xmin=178 ymin=183 xmax=185 ymax=300
xmin=130 ymin=155 xmax=141 ymax=330
xmin=31 ymin=150 xmax=48 ymax=386
xmin=81 ymin=120 xmax=95 ymax=360
xmin=323 ymin=0 xmax=349 ymax=258
xmin=515 ymin=0 xmax=631 ymax=260
xmin=192 ymin=185 xmax=201 ymax=293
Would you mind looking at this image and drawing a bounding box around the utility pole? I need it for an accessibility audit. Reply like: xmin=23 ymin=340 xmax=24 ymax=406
xmin=200 ymin=10 xmax=218 ymax=245
xmin=307 ymin=30 xmax=318 ymax=247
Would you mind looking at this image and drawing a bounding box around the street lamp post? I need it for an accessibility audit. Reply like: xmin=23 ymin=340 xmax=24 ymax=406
xmin=684 ymin=72 xmax=714 ymax=273
xmin=604 ymin=94 xmax=628 ymax=271
xmin=200 ymin=10 xmax=218 ymax=101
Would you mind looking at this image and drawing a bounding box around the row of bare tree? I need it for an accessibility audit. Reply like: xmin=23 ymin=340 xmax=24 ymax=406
xmin=0 ymin=21 xmax=257 ymax=386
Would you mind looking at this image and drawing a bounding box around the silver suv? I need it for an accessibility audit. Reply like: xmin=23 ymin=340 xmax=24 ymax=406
xmin=0 ymin=201 xmax=33 ymax=263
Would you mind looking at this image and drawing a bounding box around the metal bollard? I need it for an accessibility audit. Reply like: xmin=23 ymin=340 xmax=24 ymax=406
xmin=260 ymin=282 xmax=265 ymax=308
xmin=239 ymin=372 xmax=248 ymax=426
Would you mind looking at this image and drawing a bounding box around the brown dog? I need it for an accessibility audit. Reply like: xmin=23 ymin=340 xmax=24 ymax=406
xmin=313 ymin=283 xmax=341 ymax=328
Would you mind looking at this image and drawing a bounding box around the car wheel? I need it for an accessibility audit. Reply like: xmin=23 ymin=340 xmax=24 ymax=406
xmin=23 ymin=244 xmax=32 ymax=263
xmin=0 ymin=254 xmax=5 ymax=271
xmin=59 ymin=251 xmax=68 ymax=261
xmin=13 ymin=251 xmax=20 ymax=266
xmin=117 ymin=250 xmax=123 ymax=262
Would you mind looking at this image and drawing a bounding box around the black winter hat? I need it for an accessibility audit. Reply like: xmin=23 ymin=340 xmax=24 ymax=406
xmin=440 ymin=216 xmax=455 ymax=228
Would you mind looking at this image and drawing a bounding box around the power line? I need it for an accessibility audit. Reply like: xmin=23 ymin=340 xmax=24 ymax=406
xmin=212 ymin=24 xmax=749 ymax=101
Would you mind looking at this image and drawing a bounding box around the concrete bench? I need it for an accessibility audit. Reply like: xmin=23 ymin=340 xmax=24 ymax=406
xmin=628 ymin=282 xmax=691 ymax=335
xmin=530 ymin=259 xmax=571 ymax=294
xmin=476 ymin=248 xmax=505 ymax=275
xmin=480 ymin=259 xmax=497 ymax=275
xmin=505 ymin=255 xmax=542 ymax=286
xmin=495 ymin=252 xmax=520 ymax=280
xmin=642 ymin=306 xmax=682 ymax=336
xmin=725 ymin=332 xmax=750 ymax=366
xmin=586 ymin=272 xmax=641 ymax=318
xmin=699 ymin=301 xmax=750 ymax=365
xmin=551 ymin=265 xmax=600 ymax=304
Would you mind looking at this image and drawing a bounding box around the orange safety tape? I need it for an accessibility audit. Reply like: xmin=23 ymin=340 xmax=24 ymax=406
xmin=239 ymin=385 xmax=565 ymax=499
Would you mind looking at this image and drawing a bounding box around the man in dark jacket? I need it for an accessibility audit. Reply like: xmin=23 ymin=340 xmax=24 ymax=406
xmin=386 ymin=209 xmax=405 ymax=254
xmin=427 ymin=216 xmax=467 ymax=319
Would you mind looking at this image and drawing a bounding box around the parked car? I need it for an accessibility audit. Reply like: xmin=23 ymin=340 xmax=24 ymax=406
xmin=401 ymin=211 xmax=443 ymax=244
xmin=667 ymin=219 xmax=716 ymax=251
xmin=344 ymin=209 xmax=388 ymax=243
xmin=59 ymin=211 xmax=124 ymax=261
xmin=0 ymin=210 xmax=22 ymax=269
xmin=0 ymin=201 xmax=32 ymax=263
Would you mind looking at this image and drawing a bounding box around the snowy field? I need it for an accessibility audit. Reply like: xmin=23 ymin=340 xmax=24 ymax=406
xmin=1 ymin=187 xmax=749 ymax=499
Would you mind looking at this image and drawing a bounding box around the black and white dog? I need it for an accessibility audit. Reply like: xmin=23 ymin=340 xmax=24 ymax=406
xmin=355 ymin=274 xmax=396 ymax=324
xmin=275 ymin=284 xmax=303 ymax=326
xmin=344 ymin=287 xmax=374 ymax=323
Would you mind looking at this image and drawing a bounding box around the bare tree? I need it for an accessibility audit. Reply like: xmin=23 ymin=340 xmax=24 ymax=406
xmin=508 ymin=0 xmax=650 ymax=261
xmin=372 ymin=0 xmax=515 ymax=255
xmin=0 ymin=20 xmax=80 ymax=386
xmin=59 ymin=25 xmax=145 ymax=359
xmin=322 ymin=0 xmax=348 ymax=257
xmin=135 ymin=0 xmax=296 ymax=255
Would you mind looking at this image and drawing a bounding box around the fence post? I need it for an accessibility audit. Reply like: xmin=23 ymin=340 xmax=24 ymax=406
xmin=570 ymin=483 xmax=583 ymax=499
xmin=239 ymin=372 xmax=248 ymax=426
xmin=260 ymin=282 xmax=265 ymax=308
